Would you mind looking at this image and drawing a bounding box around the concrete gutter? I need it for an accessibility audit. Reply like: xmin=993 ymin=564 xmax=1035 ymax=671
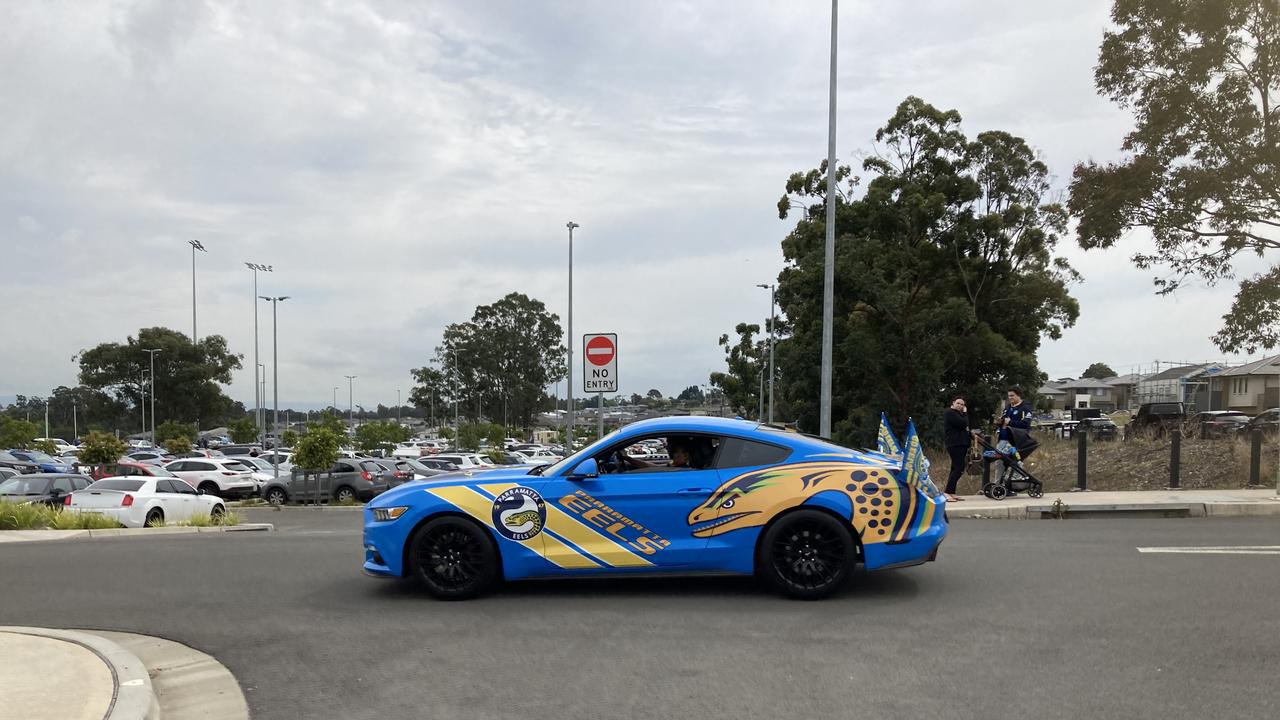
xmin=947 ymin=489 xmax=1280 ymax=520
xmin=0 ymin=523 xmax=273 ymax=543
xmin=0 ymin=626 xmax=159 ymax=720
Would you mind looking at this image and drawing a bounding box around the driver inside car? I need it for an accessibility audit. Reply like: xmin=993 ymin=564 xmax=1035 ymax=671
xmin=616 ymin=436 xmax=710 ymax=471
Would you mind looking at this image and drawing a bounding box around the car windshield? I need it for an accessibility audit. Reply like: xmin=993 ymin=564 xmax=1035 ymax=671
xmin=0 ymin=476 xmax=53 ymax=494
xmin=21 ymin=451 xmax=56 ymax=463
xmin=1218 ymin=415 xmax=1249 ymax=423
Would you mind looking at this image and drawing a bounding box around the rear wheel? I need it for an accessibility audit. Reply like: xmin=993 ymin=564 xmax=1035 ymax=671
xmin=758 ymin=510 xmax=856 ymax=600
xmin=408 ymin=517 xmax=499 ymax=600
xmin=144 ymin=508 xmax=164 ymax=527
xmin=334 ymin=485 xmax=356 ymax=504
xmin=264 ymin=487 xmax=287 ymax=505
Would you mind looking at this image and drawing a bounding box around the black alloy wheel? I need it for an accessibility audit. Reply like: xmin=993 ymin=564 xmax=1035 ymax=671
xmin=409 ymin=517 xmax=499 ymax=600
xmin=759 ymin=509 xmax=855 ymax=600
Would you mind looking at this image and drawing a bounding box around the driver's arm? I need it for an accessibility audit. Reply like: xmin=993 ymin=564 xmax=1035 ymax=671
xmin=618 ymin=450 xmax=653 ymax=469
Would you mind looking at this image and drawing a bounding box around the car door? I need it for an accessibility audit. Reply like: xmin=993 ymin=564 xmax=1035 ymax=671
xmin=168 ymin=478 xmax=201 ymax=520
xmin=50 ymin=476 xmax=76 ymax=506
xmin=535 ymin=434 xmax=722 ymax=571
xmin=153 ymin=479 xmax=190 ymax=522
xmin=698 ymin=435 xmax=795 ymax=569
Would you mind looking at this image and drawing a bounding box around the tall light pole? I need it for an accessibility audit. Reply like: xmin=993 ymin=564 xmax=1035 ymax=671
xmin=345 ymin=375 xmax=357 ymax=431
xmin=819 ymin=0 xmax=838 ymax=438
xmin=333 ymin=387 xmax=339 ymax=414
xmin=452 ymin=349 xmax=460 ymax=439
xmin=71 ymin=400 xmax=77 ymax=442
xmin=396 ymin=389 xmax=401 ymax=425
xmin=188 ymin=240 xmax=207 ymax=344
xmin=245 ymin=263 xmax=273 ymax=444
xmin=143 ymin=348 xmax=162 ymax=442
xmin=43 ymin=398 xmax=49 ymax=441
xmin=259 ymin=364 xmax=266 ymax=434
xmin=757 ymin=283 xmax=776 ymax=424
xmin=566 ymin=221 xmax=579 ymax=451
xmin=139 ymin=370 xmax=148 ymax=438
xmin=260 ymin=295 xmax=290 ymax=478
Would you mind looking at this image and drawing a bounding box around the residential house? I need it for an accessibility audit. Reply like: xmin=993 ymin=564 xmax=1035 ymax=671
xmin=1103 ymin=374 xmax=1146 ymax=410
xmin=1135 ymin=364 xmax=1228 ymax=411
xmin=1036 ymin=384 xmax=1067 ymax=411
xmin=1053 ymin=378 xmax=1119 ymax=412
xmin=1211 ymin=355 xmax=1280 ymax=416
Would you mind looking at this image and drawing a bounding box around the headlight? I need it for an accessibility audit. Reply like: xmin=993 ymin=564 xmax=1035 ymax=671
xmin=371 ymin=506 xmax=409 ymax=522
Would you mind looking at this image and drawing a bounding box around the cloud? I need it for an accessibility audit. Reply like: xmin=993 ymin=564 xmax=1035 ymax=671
xmin=0 ymin=0 xmax=1255 ymax=414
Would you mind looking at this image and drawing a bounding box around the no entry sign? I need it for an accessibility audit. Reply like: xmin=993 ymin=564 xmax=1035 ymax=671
xmin=583 ymin=333 xmax=618 ymax=393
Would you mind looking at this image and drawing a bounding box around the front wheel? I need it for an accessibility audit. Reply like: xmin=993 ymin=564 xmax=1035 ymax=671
xmin=408 ymin=517 xmax=500 ymax=600
xmin=758 ymin=510 xmax=856 ymax=600
xmin=264 ymin=487 xmax=287 ymax=505
xmin=334 ymin=486 xmax=356 ymax=504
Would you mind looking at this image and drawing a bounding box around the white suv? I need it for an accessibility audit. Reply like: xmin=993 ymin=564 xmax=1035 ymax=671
xmin=163 ymin=458 xmax=257 ymax=498
xmin=434 ymin=453 xmax=494 ymax=470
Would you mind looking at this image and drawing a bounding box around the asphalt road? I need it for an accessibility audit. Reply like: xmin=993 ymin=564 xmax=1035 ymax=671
xmin=2 ymin=510 xmax=1278 ymax=720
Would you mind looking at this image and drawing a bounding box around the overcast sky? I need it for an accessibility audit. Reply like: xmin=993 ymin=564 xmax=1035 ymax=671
xmin=2 ymin=0 xmax=1270 ymax=411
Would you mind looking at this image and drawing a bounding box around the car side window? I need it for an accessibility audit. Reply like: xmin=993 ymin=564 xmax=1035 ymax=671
xmin=154 ymin=479 xmax=176 ymax=493
xmin=52 ymin=477 xmax=74 ymax=493
xmin=336 ymin=462 xmax=354 ymax=473
xmin=715 ymin=437 xmax=792 ymax=469
xmin=192 ymin=461 xmax=215 ymax=471
xmin=73 ymin=477 xmax=90 ymax=490
xmin=174 ymin=480 xmax=196 ymax=494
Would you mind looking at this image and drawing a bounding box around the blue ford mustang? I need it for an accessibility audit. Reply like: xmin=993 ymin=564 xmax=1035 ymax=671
xmin=363 ymin=416 xmax=947 ymax=599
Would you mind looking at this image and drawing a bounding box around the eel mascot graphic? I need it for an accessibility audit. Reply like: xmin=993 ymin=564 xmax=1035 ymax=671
xmin=687 ymin=421 xmax=936 ymax=546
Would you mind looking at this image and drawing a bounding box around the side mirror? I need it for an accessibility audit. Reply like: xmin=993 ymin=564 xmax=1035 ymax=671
xmin=197 ymin=487 xmax=206 ymax=495
xmin=570 ymin=458 xmax=599 ymax=480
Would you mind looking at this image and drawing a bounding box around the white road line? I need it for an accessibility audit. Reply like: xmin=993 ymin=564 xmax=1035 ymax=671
xmin=1137 ymin=546 xmax=1280 ymax=555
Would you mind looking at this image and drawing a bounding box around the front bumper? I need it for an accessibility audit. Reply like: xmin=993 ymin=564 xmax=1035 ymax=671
xmin=362 ymin=515 xmax=402 ymax=577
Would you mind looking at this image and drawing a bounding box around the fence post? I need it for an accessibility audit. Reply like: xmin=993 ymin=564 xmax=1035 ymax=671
xmin=982 ymin=434 xmax=992 ymax=488
xmin=1250 ymin=429 xmax=1262 ymax=486
xmin=1076 ymin=425 xmax=1087 ymax=491
xmin=1169 ymin=429 xmax=1182 ymax=489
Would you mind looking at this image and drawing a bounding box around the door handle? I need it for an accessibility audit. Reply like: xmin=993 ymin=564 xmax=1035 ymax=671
xmin=676 ymin=488 xmax=710 ymax=495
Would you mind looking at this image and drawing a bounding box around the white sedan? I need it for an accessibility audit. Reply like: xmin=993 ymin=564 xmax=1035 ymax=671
xmin=67 ymin=477 xmax=228 ymax=528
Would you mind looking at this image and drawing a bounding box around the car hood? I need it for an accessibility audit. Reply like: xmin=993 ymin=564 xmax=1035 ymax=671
xmin=367 ymin=466 xmax=541 ymax=508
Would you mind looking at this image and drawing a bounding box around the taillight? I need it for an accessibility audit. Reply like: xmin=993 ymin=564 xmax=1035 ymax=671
xmin=63 ymin=494 xmax=72 ymax=506
xmin=121 ymin=494 xmax=134 ymax=507
xmin=361 ymin=471 xmax=372 ymax=481
xmin=221 ymin=471 xmax=237 ymax=476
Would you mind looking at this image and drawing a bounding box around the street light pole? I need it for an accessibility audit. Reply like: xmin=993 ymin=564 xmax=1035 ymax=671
xmin=396 ymin=389 xmax=401 ymax=425
xmin=143 ymin=349 xmax=162 ymax=443
xmin=566 ymin=221 xmax=578 ymax=451
xmin=453 ymin=349 xmax=460 ymax=438
xmin=757 ymin=283 xmax=776 ymax=424
xmin=345 ymin=375 xmax=357 ymax=431
xmin=246 ymin=263 xmax=273 ymax=445
xmin=261 ymin=296 xmax=290 ymax=478
xmin=819 ymin=0 xmax=838 ymax=438
xmin=333 ymin=387 xmax=339 ymax=414
xmin=188 ymin=240 xmax=207 ymax=344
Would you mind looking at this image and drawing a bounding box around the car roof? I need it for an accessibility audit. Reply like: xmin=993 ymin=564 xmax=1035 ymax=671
xmin=601 ymin=416 xmax=885 ymax=460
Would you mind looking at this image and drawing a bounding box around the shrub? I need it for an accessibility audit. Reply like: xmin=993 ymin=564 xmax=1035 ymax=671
xmin=294 ymin=427 xmax=341 ymax=472
xmin=0 ymin=417 xmax=38 ymax=450
xmin=155 ymin=420 xmax=197 ymax=445
xmin=0 ymin=501 xmax=123 ymax=530
xmin=78 ymin=431 xmax=127 ymax=467
xmin=165 ymin=436 xmax=193 ymax=455
xmin=229 ymin=417 xmax=259 ymax=443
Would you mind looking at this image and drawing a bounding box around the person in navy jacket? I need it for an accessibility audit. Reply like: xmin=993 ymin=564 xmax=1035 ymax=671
xmin=998 ymin=387 xmax=1034 ymax=444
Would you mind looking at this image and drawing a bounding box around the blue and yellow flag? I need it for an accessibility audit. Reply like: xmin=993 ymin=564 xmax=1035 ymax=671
xmin=902 ymin=418 xmax=931 ymax=490
xmin=877 ymin=412 xmax=903 ymax=458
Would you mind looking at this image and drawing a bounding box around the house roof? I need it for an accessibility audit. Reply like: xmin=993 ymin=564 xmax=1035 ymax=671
xmin=1221 ymin=355 xmax=1280 ymax=377
xmin=1141 ymin=364 xmax=1216 ymax=382
xmin=1104 ymin=373 xmax=1146 ymax=386
xmin=1037 ymin=384 xmax=1067 ymax=396
xmin=1058 ymin=378 xmax=1114 ymax=390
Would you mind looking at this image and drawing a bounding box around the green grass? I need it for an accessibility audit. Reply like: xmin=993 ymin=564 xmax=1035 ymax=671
xmin=0 ymin=501 xmax=123 ymax=530
xmin=150 ymin=510 xmax=243 ymax=527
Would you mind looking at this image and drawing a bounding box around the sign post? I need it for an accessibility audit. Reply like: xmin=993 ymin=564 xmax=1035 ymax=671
xmin=583 ymin=333 xmax=618 ymax=441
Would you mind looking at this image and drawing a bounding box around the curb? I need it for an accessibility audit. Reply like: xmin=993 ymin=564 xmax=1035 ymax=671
xmin=947 ymin=502 xmax=1280 ymax=520
xmin=233 ymin=503 xmax=365 ymax=511
xmin=0 ymin=626 xmax=159 ymax=720
xmin=0 ymin=523 xmax=273 ymax=543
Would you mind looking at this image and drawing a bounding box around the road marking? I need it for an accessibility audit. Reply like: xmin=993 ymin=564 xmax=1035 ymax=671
xmin=1137 ymin=546 xmax=1280 ymax=555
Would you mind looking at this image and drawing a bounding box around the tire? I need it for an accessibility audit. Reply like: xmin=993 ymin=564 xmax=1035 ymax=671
xmin=211 ymin=504 xmax=226 ymax=522
xmin=758 ymin=509 xmax=856 ymax=600
xmin=989 ymin=484 xmax=1009 ymax=500
xmin=334 ymin=486 xmax=356 ymax=504
xmin=144 ymin=508 xmax=164 ymax=527
xmin=408 ymin=516 xmax=500 ymax=600
xmin=264 ymin=487 xmax=287 ymax=505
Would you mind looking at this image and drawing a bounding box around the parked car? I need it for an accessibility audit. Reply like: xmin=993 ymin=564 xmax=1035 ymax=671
xmin=218 ymin=444 xmax=263 ymax=457
xmin=0 ymin=467 xmax=17 ymax=482
xmin=34 ymin=438 xmax=77 ymax=454
xmin=163 ymin=458 xmax=257 ymax=498
xmin=1129 ymin=402 xmax=1186 ymax=437
xmin=399 ymin=458 xmax=457 ymax=478
xmin=175 ymin=449 xmax=227 ymax=459
xmin=126 ymin=450 xmax=171 ymax=466
xmin=433 ymin=453 xmax=492 ymax=471
xmin=393 ymin=441 xmax=438 ymax=458
xmin=67 ymin=477 xmax=228 ymax=528
xmin=7 ymin=450 xmax=74 ymax=474
xmin=1192 ymin=410 xmax=1252 ymax=438
xmin=1079 ymin=417 xmax=1118 ymax=440
xmin=256 ymin=451 xmax=294 ymax=470
xmin=0 ymin=473 xmax=92 ymax=506
xmin=89 ymin=461 xmax=183 ymax=481
xmin=0 ymin=451 xmax=42 ymax=475
xmin=259 ymin=458 xmax=389 ymax=505
xmin=228 ymin=455 xmax=289 ymax=480
xmin=1241 ymin=408 xmax=1280 ymax=437
xmin=369 ymin=459 xmax=418 ymax=487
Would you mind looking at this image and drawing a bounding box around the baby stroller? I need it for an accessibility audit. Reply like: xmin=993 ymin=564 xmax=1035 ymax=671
xmin=974 ymin=429 xmax=1044 ymax=500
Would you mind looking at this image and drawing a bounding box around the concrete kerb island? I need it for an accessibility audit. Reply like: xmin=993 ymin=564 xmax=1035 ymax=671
xmin=0 ymin=626 xmax=158 ymax=720
xmin=946 ymin=489 xmax=1280 ymax=520
xmin=0 ymin=524 xmax=274 ymax=544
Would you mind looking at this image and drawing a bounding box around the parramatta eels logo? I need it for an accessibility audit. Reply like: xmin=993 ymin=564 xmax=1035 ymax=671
xmin=687 ymin=462 xmax=921 ymax=544
xmin=491 ymin=486 xmax=546 ymax=541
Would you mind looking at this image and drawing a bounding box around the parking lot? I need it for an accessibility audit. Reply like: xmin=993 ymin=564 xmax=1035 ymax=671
xmin=1 ymin=512 xmax=1277 ymax=720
